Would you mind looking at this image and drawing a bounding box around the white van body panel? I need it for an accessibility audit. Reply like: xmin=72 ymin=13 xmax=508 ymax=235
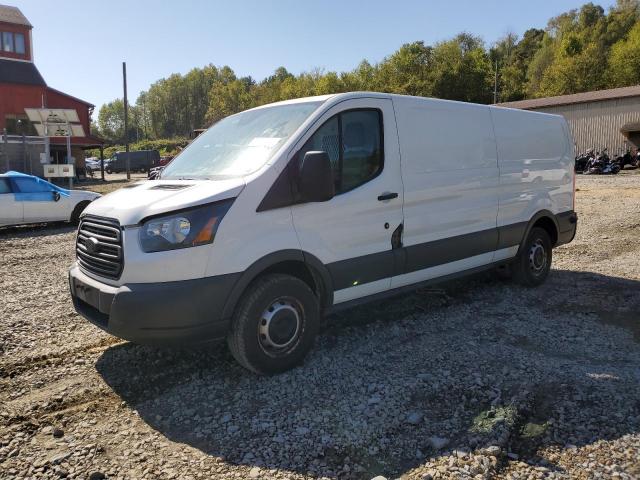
xmin=68 ymin=92 xmax=576 ymax=348
xmin=203 ymin=162 xmax=302 ymax=278
xmin=489 ymin=106 xmax=574 ymax=229
xmin=390 ymin=96 xmax=500 ymax=289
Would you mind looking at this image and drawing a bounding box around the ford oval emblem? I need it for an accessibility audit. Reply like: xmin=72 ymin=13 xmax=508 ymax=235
xmin=85 ymin=237 xmax=99 ymax=254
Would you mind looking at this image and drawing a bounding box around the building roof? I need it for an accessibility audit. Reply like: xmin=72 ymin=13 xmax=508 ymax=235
xmin=0 ymin=4 xmax=31 ymax=27
xmin=496 ymin=85 xmax=640 ymax=110
xmin=46 ymin=86 xmax=94 ymax=108
xmin=0 ymin=58 xmax=45 ymax=85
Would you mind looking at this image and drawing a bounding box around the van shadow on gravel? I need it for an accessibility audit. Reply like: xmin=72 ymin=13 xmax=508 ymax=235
xmin=96 ymin=270 xmax=640 ymax=479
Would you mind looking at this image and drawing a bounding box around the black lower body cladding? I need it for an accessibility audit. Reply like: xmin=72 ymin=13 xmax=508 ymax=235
xmin=69 ymin=265 xmax=239 ymax=346
xmin=327 ymin=211 xmax=578 ymax=290
xmin=70 ymin=210 xmax=577 ymax=346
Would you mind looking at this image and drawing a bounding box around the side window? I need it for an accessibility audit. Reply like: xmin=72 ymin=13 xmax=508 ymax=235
xmin=341 ymin=110 xmax=383 ymax=192
xmin=12 ymin=178 xmax=53 ymax=193
xmin=0 ymin=178 xmax=11 ymax=194
xmin=2 ymin=32 xmax=13 ymax=52
xmin=298 ymin=116 xmax=340 ymax=188
xmin=298 ymin=109 xmax=383 ymax=194
xmin=15 ymin=33 xmax=25 ymax=55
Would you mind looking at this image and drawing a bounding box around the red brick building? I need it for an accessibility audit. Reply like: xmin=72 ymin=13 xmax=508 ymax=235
xmin=0 ymin=4 xmax=103 ymax=172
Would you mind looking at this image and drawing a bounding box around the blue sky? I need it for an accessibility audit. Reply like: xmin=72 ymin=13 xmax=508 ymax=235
xmin=13 ymin=0 xmax=616 ymax=113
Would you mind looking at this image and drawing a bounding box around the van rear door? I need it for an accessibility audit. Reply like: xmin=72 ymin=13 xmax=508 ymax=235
xmin=391 ymin=98 xmax=500 ymax=288
xmin=290 ymin=98 xmax=404 ymax=304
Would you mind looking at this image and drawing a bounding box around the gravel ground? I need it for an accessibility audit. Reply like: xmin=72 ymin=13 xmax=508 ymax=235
xmin=1 ymin=172 xmax=639 ymax=480
xmin=74 ymin=173 xmax=148 ymax=195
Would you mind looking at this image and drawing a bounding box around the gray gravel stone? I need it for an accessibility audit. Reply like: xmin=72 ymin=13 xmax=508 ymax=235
xmin=1 ymin=174 xmax=640 ymax=479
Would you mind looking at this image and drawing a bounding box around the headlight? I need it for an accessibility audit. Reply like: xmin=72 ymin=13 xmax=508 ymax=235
xmin=139 ymin=199 xmax=234 ymax=253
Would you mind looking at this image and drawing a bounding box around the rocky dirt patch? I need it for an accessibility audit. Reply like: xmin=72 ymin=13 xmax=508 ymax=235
xmin=1 ymin=172 xmax=639 ymax=479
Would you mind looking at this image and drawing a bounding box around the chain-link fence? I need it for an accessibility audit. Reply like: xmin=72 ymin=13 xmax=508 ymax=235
xmin=0 ymin=133 xmax=46 ymax=176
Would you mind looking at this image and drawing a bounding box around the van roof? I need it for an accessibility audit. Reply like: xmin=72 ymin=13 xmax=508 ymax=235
xmin=256 ymin=92 xmax=393 ymax=107
xmin=248 ymin=92 xmax=563 ymax=119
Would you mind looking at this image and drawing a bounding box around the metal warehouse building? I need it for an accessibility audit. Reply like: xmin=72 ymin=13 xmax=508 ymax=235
xmin=497 ymin=85 xmax=640 ymax=156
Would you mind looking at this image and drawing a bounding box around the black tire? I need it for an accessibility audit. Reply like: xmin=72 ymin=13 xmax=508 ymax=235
xmin=227 ymin=274 xmax=320 ymax=375
xmin=513 ymin=227 xmax=552 ymax=287
xmin=105 ymin=168 xmax=112 ymax=174
xmin=70 ymin=201 xmax=90 ymax=225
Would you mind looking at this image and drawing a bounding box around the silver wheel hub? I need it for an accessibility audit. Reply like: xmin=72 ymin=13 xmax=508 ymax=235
xmin=529 ymin=239 xmax=547 ymax=274
xmin=258 ymin=299 xmax=301 ymax=352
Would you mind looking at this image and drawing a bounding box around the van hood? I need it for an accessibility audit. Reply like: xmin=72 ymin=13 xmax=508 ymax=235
xmin=83 ymin=178 xmax=245 ymax=225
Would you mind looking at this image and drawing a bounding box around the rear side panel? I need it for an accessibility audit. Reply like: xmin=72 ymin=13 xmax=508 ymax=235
xmin=391 ymin=97 xmax=500 ymax=289
xmin=490 ymin=107 xmax=574 ymax=232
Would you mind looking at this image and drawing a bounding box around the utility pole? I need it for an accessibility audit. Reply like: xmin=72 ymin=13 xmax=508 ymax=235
xmin=2 ymin=128 xmax=8 ymax=172
xmin=493 ymin=59 xmax=498 ymax=104
xmin=123 ymin=61 xmax=130 ymax=180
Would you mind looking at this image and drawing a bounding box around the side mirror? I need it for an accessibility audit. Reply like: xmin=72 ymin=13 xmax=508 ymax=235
xmin=299 ymin=151 xmax=335 ymax=203
xmin=53 ymin=191 xmax=61 ymax=202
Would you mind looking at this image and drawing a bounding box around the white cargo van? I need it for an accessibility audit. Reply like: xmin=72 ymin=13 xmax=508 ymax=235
xmin=69 ymin=92 xmax=577 ymax=374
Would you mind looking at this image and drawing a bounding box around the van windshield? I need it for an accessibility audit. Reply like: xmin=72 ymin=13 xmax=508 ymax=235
xmin=161 ymin=101 xmax=322 ymax=180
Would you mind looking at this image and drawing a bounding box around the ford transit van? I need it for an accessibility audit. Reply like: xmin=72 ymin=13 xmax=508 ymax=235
xmin=69 ymin=92 xmax=577 ymax=374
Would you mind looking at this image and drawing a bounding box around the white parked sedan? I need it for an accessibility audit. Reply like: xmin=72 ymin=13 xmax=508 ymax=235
xmin=0 ymin=172 xmax=101 ymax=227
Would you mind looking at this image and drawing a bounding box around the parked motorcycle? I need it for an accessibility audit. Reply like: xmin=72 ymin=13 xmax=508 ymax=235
xmin=575 ymin=149 xmax=594 ymax=173
xmin=614 ymin=149 xmax=635 ymax=170
xmin=584 ymin=148 xmax=620 ymax=174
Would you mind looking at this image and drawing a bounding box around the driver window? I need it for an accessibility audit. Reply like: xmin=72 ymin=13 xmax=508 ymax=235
xmin=298 ymin=116 xmax=340 ymax=189
xmin=12 ymin=178 xmax=53 ymax=193
xmin=0 ymin=178 xmax=11 ymax=194
xmin=298 ymin=109 xmax=383 ymax=194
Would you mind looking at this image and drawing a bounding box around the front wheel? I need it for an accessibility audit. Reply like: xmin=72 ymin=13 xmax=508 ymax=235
xmin=227 ymin=274 xmax=320 ymax=374
xmin=512 ymin=227 xmax=552 ymax=287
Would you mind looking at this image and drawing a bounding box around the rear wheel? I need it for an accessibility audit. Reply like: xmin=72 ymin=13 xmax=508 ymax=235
xmin=70 ymin=201 xmax=90 ymax=225
xmin=227 ymin=274 xmax=320 ymax=374
xmin=513 ymin=227 xmax=552 ymax=287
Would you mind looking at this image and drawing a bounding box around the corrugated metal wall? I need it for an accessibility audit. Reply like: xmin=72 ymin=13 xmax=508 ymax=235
xmin=533 ymin=96 xmax=640 ymax=156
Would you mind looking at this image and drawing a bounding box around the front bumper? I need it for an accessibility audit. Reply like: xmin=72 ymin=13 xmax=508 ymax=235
xmin=69 ymin=265 xmax=240 ymax=346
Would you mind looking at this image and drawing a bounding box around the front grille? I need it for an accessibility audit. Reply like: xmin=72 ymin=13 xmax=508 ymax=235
xmin=76 ymin=216 xmax=124 ymax=279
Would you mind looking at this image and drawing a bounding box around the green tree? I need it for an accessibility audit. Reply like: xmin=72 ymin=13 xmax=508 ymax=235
xmin=97 ymin=99 xmax=125 ymax=142
xmin=429 ymin=33 xmax=493 ymax=103
xmin=94 ymin=0 xmax=640 ymax=144
xmin=206 ymin=77 xmax=256 ymax=123
xmin=376 ymin=41 xmax=433 ymax=96
xmin=608 ymin=21 xmax=640 ymax=85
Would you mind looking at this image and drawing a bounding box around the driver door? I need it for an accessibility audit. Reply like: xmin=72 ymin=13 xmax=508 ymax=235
xmin=289 ymin=98 xmax=404 ymax=304
xmin=11 ymin=177 xmax=62 ymax=223
xmin=0 ymin=178 xmax=23 ymax=226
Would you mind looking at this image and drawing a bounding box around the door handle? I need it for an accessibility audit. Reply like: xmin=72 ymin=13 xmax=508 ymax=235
xmin=377 ymin=192 xmax=398 ymax=201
